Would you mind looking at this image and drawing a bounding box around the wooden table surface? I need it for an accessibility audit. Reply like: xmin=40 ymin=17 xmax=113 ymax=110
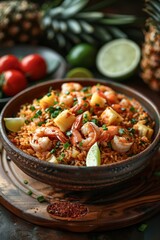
xmin=0 ymin=72 xmax=160 ymax=240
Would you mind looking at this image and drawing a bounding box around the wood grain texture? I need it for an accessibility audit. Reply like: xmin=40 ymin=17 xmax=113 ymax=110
xmin=0 ymin=143 xmax=160 ymax=233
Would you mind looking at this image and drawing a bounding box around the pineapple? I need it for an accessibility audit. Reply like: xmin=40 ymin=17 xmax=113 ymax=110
xmin=0 ymin=0 xmax=137 ymax=51
xmin=141 ymin=0 xmax=160 ymax=91
xmin=0 ymin=0 xmax=42 ymax=47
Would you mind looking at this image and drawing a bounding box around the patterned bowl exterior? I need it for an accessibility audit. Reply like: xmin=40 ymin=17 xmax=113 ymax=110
xmin=1 ymin=78 xmax=160 ymax=191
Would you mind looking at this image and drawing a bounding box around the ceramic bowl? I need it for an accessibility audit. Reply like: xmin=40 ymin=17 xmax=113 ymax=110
xmin=0 ymin=78 xmax=160 ymax=191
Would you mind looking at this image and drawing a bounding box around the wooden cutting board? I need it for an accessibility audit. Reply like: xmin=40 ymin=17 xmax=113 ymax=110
xmin=0 ymin=143 xmax=160 ymax=232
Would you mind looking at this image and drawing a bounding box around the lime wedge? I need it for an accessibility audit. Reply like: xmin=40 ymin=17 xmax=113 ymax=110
xmin=4 ymin=117 xmax=25 ymax=132
xmin=96 ymin=39 xmax=141 ymax=80
xmin=86 ymin=142 xmax=101 ymax=167
xmin=66 ymin=67 xmax=93 ymax=78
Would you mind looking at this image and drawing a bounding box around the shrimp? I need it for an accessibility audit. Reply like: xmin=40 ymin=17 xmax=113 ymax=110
xmin=70 ymin=96 xmax=89 ymax=114
xmin=111 ymin=135 xmax=133 ymax=153
xmin=30 ymin=126 xmax=68 ymax=152
xmin=70 ymin=115 xmax=100 ymax=149
xmin=61 ymin=82 xmax=82 ymax=94
xmin=99 ymin=126 xmax=119 ymax=142
xmin=59 ymin=94 xmax=73 ymax=108
xmin=91 ymin=84 xmax=118 ymax=104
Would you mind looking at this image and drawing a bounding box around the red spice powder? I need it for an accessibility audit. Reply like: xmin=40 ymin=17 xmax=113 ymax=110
xmin=47 ymin=201 xmax=88 ymax=219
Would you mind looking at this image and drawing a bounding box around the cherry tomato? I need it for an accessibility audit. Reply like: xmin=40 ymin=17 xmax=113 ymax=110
xmin=2 ymin=70 xmax=27 ymax=97
xmin=21 ymin=54 xmax=47 ymax=81
xmin=0 ymin=55 xmax=21 ymax=73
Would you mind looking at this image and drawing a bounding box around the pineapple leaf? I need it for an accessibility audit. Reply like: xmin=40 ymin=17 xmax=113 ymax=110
xmin=93 ymin=26 xmax=112 ymax=41
xmin=100 ymin=14 xmax=137 ymax=25
xmin=48 ymin=7 xmax=63 ymax=17
xmin=62 ymin=0 xmax=88 ymax=18
xmin=67 ymin=19 xmax=81 ymax=34
xmin=85 ymin=0 xmax=117 ymax=11
xmin=59 ymin=21 xmax=68 ymax=32
xmin=61 ymin=0 xmax=87 ymax=8
xmin=51 ymin=20 xmax=60 ymax=32
xmin=56 ymin=33 xmax=66 ymax=47
xmin=108 ymin=26 xmax=127 ymax=38
xmin=79 ymin=20 xmax=94 ymax=33
xmin=76 ymin=12 xmax=104 ymax=19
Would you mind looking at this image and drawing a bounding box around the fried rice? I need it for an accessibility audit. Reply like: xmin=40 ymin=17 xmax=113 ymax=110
xmin=7 ymin=82 xmax=155 ymax=166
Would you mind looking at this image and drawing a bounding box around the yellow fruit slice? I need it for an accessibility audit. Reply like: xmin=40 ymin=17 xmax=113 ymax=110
xmin=96 ymin=39 xmax=141 ymax=79
xmin=86 ymin=142 xmax=101 ymax=167
xmin=66 ymin=67 xmax=93 ymax=78
xmin=4 ymin=117 xmax=25 ymax=132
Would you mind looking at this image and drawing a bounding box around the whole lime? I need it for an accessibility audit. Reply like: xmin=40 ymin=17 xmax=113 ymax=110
xmin=67 ymin=43 xmax=97 ymax=68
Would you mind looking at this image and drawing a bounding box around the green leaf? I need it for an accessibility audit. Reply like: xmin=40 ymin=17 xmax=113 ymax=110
xmin=77 ymin=12 xmax=104 ymax=19
xmin=79 ymin=20 xmax=94 ymax=33
xmin=108 ymin=26 xmax=127 ymax=38
xmin=62 ymin=0 xmax=88 ymax=18
xmin=56 ymin=33 xmax=66 ymax=47
xmin=85 ymin=0 xmax=117 ymax=11
xmin=94 ymin=26 xmax=112 ymax=41
xmin=59 ymin=21 xmax=67 ymax=32
xmin=67 ymin=19 xmax=81 ymax=34
xmin=100 ymin=15 xmax=137 ymax=25
xmin=48 ymin=7 xmax=63 ymax=17
xmin=51 ymin=20 xmax=60 ymax=32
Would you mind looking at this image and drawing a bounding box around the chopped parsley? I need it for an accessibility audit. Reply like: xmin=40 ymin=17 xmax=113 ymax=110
xmin=130 ymin=106 xmax=136 ymax=112
xmin=77 ymin=109 xmax=83 ymax=114
xmin=138 ymin=223 xmax=148 ymax=232
xmin=63 ymin=142 xmax=70 ymax=149
xmin=27 ymin=190 xmax=33 ymax=196
xmin=66 ymin=130 xmax=72 ymax=137
xmin=119 ymin=128 xmax=125 ymax=135
xmin=37 ymin=195 xmax=46 ymax=203
xmin=102 ymin=124 xmax=108 ymax=130
xmin=30 ymin=105 xmax=35 ymax=111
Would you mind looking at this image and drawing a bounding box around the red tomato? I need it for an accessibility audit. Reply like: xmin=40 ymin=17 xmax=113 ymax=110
xmin=0 ymin=55 xmax=21 ymax=73
xmin=21 ymin=54 xmax=47 ymax=81
xmin=2 ymin=70 xmax=27 ymax=97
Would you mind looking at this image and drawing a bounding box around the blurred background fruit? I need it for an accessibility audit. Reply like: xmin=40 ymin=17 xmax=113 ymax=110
xmin=140 ymin=0 xmax=160 ymax=91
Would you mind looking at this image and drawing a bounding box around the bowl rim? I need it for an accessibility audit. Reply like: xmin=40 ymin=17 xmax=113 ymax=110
xmin=1 ymin=78 xmax=160 ymax=171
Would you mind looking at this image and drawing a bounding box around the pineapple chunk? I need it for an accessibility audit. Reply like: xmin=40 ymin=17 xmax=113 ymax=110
xmin=90 ymin=92 xmax=106 ymax=108
xmin=39 ymin=92 xmax=57 ymax=108
xmin=54 ymin=109 xmax=75 ymax=132
xmin=100 ymin=107 xmax=123 ymax=125
xmin=134 ymin=122 xmax=153 ymax=140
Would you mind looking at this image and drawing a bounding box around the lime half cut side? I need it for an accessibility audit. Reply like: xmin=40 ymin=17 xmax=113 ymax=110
xmin=4 ymin=117 xmax=25 ymax=132
xmin=66 ymin=67 xmax=93 ymax=78
xmin=86 ymin=142 xmax=101 ymax=167
xmin=96 ymin=39 xmax=141 ymax=80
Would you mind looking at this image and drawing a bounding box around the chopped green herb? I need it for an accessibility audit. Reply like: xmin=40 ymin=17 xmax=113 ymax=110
xmin=107 ymin=141 xmax=112 ymax=148
xmin=131 ymin=118 xmax=137 ymax=124
xmin=25 ymin=120 xmax=30 ymax=125
xmin=53 ymin=101 xmax=58 ymax=105
xmin=50 ymin=148 xmax=56 ymax=154
xmin=66 ymin=131 xmax=72 ymax=137
xmin=47 ymin=92 xmax=51 ymax=97
xmin=63 ymin=142 xmax=70 ymax=149
xmin=24 ymin=179 xmax=28 ymax=184
xmin=34 ymin=110 xmax=42 ymax=118
xmin=102 ymin=124 xmax=108 ymax=130
xmin=130 ymin=106 xmax=136 ymax=112
xmin=51 ymin=110 xmax=61 ymax=118
xmin=37 ymin=195 xmax=46 ymax=203
xmin=65 ymin=91 xmax=70 ymax=95
xmin=128 ymin=128 xmax=135 ymax=134
xmin=38 ymin=121 xmax=44 ymax=126
xmin=77 ymin=109 xmax=83 ymax=114
xmin=82 ymin=86 xmax=90 ymax=92
xmin=79 ymin=142 xmax=83 ymax=147
xmin=30 ymin=105 xmax=35 ymax=111
xmin=119 ymin=128 xmax=125 ymax=135
xmin=58 ymin=153 xmax=65 ymax=161
xmin=91 ymin=118 xmax=99 ymax=126
xmin=27 ymin=190 xmax=33 ymax=196
xmin=121 ymin=107 xmax=126 ymax=111
xmin=138 ymin=223 xmax=148 ymax=232
xmin=95 ymin=103 xmax=100 ymax=107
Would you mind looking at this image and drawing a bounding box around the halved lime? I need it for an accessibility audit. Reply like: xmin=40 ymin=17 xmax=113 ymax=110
xmin=66 ymin=67 xmax=93 ymax=78
xmin=96 ymin=39 xmax=141 ymax=79
xmin=86 ymin=142 xmax=101 ymax=167
xmin=4 ymin=117 xmax=25 ymax=132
